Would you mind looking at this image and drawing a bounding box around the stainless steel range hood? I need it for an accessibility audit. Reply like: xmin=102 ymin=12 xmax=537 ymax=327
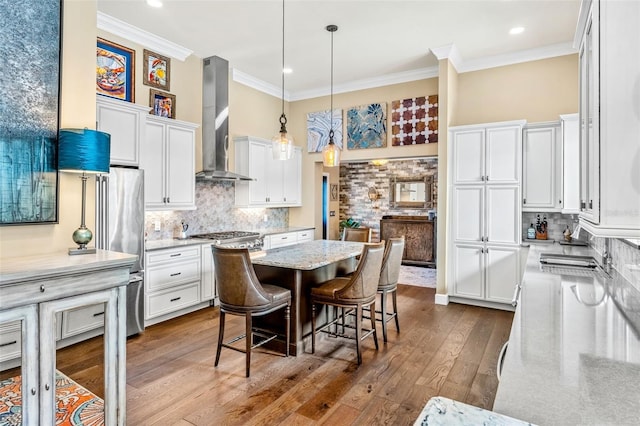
xmin=196 ymin=56 xmax=252 ymax=181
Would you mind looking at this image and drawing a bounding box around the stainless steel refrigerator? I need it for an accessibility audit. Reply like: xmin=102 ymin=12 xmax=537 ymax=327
xmin=95 ymin=167 xmax=145 ymax=336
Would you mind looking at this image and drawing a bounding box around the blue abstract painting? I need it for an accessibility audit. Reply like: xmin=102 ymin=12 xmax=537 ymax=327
xmin=0 ymin=0 xmax=61 ymax=224
xmin=307 ymin=109 xmax=343 ymax=153
xmin=347 ymin=103 xmax=387 ymax=150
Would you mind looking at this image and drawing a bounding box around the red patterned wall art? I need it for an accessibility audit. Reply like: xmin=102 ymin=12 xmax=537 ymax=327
xmin=390 ymin=95 xmax=438 ymax=146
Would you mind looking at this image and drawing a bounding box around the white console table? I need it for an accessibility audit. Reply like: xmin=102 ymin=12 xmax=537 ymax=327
xmin=0 ymin=250 xmax=136 ymax=425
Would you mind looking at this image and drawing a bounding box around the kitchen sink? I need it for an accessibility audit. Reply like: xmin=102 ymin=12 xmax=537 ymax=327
xmin=539 ymin=253 xmax=610 ymax=278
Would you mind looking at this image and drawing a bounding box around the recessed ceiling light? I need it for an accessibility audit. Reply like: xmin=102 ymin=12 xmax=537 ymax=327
xmin=146 ymin=0 xmax=163 ymax=8
xmin=283 ymin=68 xmax=292 ymax=74
xmin=509 ymin=26 xmax=525 ymax=35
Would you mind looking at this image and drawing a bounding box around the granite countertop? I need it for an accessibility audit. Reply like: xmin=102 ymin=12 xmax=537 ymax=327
xmin=145 ymin=226 xmax=316 ymax=251
xmin=493 ymin=243 xmax=640 ymax=425
xmin=251 ymin=240 xmax=363 ymax=270
xmin=414 ymin=396 xmax=532 ymax=426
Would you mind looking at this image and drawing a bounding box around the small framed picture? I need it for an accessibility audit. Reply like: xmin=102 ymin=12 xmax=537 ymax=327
xmin=149 ymin=89 xmax=176 ymax=119
xmin=330 ymin=184 xmax=338 ymax=201
xmin=143 ymin=49 xmax=171 ymax=91
xmin=96 ymin=38 xmax=135 ymax=102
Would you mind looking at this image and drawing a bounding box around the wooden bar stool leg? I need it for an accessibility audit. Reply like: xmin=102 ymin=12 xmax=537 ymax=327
xmin=356 ymin=305 xmax=363 ymax=365
xmin=370 ymin=300 xmax=379 ymax=351
xmin=311 ymin=303 xmax=316 ymax=354
xmin=380 ymin=290 xmax=388 ymax=343
xmin=215 ymin=311 xmax=225 ymax=366
xmin=285 ymin=303 xmax=290 ymax=357
xmin=392 ymin=289 xmax=400 ymax=332
xmin=245 ymin=313 xmax=252 ymax=377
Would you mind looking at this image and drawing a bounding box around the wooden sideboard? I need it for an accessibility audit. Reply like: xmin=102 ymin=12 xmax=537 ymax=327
xmin=0 ymin=250 xmax=136 ymax=425
xmin=380 ymin=215 xmax=436 ymax=267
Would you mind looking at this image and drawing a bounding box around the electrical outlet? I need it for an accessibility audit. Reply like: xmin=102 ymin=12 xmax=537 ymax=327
xmin=154 ymin=220 xmax=161 ymax=231
xmin=263 ymin=214 xmax=268 ymax=222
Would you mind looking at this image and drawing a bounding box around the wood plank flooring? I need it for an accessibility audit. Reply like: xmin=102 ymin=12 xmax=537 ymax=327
xmin=55 ymin=285 xmax=513 ymax=425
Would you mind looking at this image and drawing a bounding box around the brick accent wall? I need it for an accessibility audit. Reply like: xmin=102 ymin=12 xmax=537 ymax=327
xmin=339 ymin=158 xmax=438 ymax=242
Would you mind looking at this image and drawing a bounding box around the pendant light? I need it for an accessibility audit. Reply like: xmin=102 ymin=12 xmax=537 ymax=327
xmin=272 ymin=0 xmax=293 ymax=160
xmin=322 ymin=24 xmax=340 ymax=167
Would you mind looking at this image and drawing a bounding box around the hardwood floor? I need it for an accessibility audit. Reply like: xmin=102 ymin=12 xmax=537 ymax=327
xmin=55 ymin=285 xmax=513 ymax=425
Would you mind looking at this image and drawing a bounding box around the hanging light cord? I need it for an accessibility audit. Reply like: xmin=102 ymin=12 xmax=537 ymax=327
xmin=279 ymin=0 xmax=287 ymax=131
xmin=327 ymin=25 xmax=337 ymax=143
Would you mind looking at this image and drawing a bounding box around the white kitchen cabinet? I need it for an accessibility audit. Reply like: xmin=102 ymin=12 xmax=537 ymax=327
xmin=575 ymin=0 xmax=640 ymax=237
xmin=451 ymin=123 xmax=522 ymax=185
xmin=234 ymin=136 xmax=302 ymax=207
xmin=96 ymin=96 xmax=149 ymax=167
xmin=140 ymin=116 xmax=198 ymax=211
xmin=61 ymin=303 xmax=105 ymax=339
xmin=145 ymin=245 xmax=201 ymax=324
xmin=262 ymin=229 xmax=315 ymax=250
xmin=448 ymin=120 xmax=524 ymax=309
xmin=522 ymin=122 xmax=563 ymax=211
xmin=200 ymin=243 xmax=216 ymax=302
xmin=560 ymin=114 xmax=580 ymax=214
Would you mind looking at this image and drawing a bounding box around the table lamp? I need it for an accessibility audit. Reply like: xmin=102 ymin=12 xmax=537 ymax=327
xmin=58 ymin=128 xmax=110 ymax=255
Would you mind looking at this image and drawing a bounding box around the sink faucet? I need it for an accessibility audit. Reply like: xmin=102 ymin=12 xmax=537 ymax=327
xmin=602 ymin=238 xmax=613 ymax=272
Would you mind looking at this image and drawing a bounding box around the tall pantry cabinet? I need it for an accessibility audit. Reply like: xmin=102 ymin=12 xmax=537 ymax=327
xmin=448 ymin=120 xmax=525 ymax=309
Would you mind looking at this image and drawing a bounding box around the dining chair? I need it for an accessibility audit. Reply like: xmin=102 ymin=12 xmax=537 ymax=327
xmin=211 ymin=246 xmax=291 ymax=377
xmin=310 ymin=241 xmax=385 ymax=364
xmin=375 ymin=236 xmax=405 ymax=342
xmin=341 ymin=227 xmax=372 ymax=243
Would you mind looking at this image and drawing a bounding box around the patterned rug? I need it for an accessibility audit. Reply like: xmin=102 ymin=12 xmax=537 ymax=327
xmin=0 ymin=370 xmax=104 ymax=426
xmin=399 ymin=265 xmax=437 ymax=288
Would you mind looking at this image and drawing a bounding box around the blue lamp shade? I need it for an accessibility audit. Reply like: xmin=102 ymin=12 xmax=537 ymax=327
xmin=58 ymin=129 xmax=111 ymax=173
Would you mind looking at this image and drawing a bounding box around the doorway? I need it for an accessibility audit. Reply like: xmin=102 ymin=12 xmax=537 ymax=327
xmin=322 ymin=173 xmax=329 ymax=239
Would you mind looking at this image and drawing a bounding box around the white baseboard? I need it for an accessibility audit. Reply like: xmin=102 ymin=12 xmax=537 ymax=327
xmin=434 ymin=293 xmax=449 ymax=305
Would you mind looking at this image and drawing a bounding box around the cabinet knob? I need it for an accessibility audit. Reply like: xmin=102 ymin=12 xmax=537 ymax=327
xmin=45 ymin=383 xmax=50 ymax=391
xmin=589 ymin=200 xmax=593 ymax=209
xmin=523 ymin=198 xmax=526 ymax=204
xmin=167 ymin=197 xmax=170 ymax=204
xmin=481 ymin=176 xmax=485 ymax=181
xmin=40 ymin=285 xmax=45 ymax=293
xmin=559 ymin=199 xmax=562 ymax=204
xmin=31 ymin=388 xmax=36 ymax=395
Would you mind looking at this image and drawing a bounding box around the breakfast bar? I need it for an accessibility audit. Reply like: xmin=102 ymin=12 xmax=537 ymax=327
xmin=250 ymin=240 xmax=365 ymax=356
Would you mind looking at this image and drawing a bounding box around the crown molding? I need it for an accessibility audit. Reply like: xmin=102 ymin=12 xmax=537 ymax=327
xmin=231 ymin=68 xmax=291 ymax=101
xmin=429 ymin=43 xmax=462 ymax=70
xmin=289 ymin=67 xmax=439 ymax=101
xmin=97 ymin=12 xmax=193 ymax=61
xmin=459 ymin=42 xmax=577 ymax=73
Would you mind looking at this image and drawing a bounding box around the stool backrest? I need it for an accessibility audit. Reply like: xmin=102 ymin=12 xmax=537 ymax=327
xmin=336 ymin=241 xmax=385 ymax=301
xmin=379 ymin=236 xmax=405 ymax=287
xmin=211 ymin=246 xmax=271 ymax=307
xmin=342 ymin=227 xmax=372 ymax=242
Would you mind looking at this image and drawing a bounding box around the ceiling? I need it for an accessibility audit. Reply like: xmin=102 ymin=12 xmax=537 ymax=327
xmin=96 ymin=0 xmax=582 ymax=100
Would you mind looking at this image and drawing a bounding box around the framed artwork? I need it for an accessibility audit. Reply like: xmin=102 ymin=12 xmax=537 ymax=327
xmin=96 ymin=38 xmax=135 ymax=102
xmin=143 ymin=49 xmax=171 ymax=91
xmin=149 ymin=89 xmax=176 ymax=119
xmin=330 ymin=184 xmax=338 ymax=201
xmin=347 ymin=103 xmax=387 ymax=150
xmin=307 ymin=109 xmax=343 ymax=153
xmin=391 ymin=95 xmax=438 ymax=146
xmin=0 ymin=0 xmax=61 ymax=225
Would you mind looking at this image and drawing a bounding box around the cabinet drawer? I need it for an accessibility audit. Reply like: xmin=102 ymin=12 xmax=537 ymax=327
xmin=147 ymin=246 xmax=200 ymax=266
xmin=270 ymin=232 xmax=297 ymax=248
xmin=146 ymin=283 xmax=200 ymax=319
xmin=296 ymin=230 xmax=313 ymax=243
xmin=0 ymin=322 xmax=21 ymax=363
xmin=147 ymin=258 xmax=200 ymax=291
xmin=61 ymin=303 xmax=105 ymax=339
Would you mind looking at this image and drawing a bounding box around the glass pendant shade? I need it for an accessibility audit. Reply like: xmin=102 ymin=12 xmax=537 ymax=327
xmin=272 ymin=126 xmax=293 ymax=160
xmin=322 ymin=136 xmax=340 ymax=167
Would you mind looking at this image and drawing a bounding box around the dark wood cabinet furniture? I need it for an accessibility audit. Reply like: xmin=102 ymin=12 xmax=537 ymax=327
xmin=380 ymin=215 xmax=436 ymax=267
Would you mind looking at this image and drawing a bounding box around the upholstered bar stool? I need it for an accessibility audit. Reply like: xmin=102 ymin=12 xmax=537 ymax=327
xmin=342 ymin=227 xmax=372 ymax=242
xmin=376 ymin=236 xmax=405 ymax=342
xmin=310 ymin=241 xmax=385 ymax=365
xmin=211 ymin=246 xmax=291 ymax=377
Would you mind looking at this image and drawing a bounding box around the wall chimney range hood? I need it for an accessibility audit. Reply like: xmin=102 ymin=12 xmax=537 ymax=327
xmin=196 ymin=56 xmax=252 ymax=181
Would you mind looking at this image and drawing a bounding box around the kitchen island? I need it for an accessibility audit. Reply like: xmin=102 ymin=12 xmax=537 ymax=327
xmin=493 ymin=243 xmax=640 ymax=425
xmin=250 ymin=240 xmax=364 ymax=355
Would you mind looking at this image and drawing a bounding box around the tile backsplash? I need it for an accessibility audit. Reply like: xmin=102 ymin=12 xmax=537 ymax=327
xmin=145 ymin=180 xmax=288 ymax=240
xmin=589 ymin=235 xmax=640 ymax=291
xmin=522 ymin=212 xmax=583 ymax=242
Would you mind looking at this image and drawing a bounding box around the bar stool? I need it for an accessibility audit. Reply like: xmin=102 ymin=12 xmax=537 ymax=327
xmin=376 ymin=236 xmax=405 ymax=342
xmin=342 ymin=227 xmax=372 ymax=242
xmin=211 ymin=246 xmax=291 ymax=377
xmin=310 ymin=241 xmax=385 ymax=364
